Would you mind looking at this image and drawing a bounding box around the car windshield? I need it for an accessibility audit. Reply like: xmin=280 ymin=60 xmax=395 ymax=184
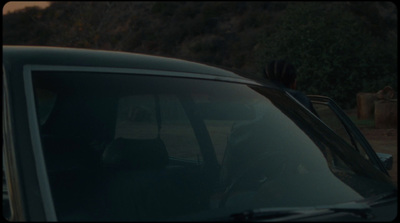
xmin=31 ymin=71 xmax=394 ymax=221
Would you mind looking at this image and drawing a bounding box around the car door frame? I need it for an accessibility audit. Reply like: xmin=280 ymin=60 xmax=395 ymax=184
xmin=308 ymin=95 xmax=391 ymax=175
xmin=3 ymin=63 xmax=61 ymax=221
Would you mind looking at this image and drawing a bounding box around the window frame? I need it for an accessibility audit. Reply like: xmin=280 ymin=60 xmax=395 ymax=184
xmin=3 ymin=66 xmax=25 ymax=220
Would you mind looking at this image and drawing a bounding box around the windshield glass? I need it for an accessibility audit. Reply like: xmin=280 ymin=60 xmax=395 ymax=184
xmin=31 ymin=71 xmax=394 ymax=221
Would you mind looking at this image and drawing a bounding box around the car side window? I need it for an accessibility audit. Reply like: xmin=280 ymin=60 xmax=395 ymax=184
xmin=115 ymin=94 xmax=203 ymax=162
xmin=312 ymin=103 xmax=370 ymax=161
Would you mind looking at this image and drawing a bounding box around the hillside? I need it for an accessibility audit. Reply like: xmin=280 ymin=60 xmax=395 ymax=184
xmin=2 ymin=1 xmax=397 ymax=107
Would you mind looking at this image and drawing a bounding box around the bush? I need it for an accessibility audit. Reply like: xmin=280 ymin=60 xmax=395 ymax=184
xmin=257 ymin=2 xmax=397 ymax=108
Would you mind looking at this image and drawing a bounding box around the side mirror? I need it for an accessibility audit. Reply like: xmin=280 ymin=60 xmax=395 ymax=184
xmin=376 ymin=152 xmax=393 ymax=170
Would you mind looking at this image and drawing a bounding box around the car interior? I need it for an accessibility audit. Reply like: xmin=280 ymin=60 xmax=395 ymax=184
xmin=34 ymin=73 xmax=225 ymax=221
xmin=32 ymin=70 xmax=378 ymax=221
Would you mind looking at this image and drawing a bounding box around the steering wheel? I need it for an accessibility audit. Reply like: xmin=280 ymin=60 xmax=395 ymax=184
xmin=219 ymin=151 xmax=298 ymax=207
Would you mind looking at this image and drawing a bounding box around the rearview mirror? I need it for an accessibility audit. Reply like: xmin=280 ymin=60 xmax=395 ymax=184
xmin=197 ymin=102 xmax=255 ymax=120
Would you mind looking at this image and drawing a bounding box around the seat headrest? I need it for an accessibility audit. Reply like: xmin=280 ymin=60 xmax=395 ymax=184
xmin=102 ymin=138 xmax=168 ymax=170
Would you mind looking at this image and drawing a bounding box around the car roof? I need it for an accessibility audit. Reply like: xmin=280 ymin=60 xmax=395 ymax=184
xmin=3 ymin=45 xmax=260 ymax=84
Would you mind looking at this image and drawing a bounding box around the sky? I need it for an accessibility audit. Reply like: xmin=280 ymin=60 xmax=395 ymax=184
xmin=3 ymin=1 xmax=50 ymax=15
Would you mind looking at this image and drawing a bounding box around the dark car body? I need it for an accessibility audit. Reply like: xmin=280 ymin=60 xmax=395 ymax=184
xmin=2 ymin=46 xmax=397 ymax=221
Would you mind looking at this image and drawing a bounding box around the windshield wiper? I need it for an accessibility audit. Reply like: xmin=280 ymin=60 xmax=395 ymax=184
xmin=229 ymin=202 xmax=372 ymax=221
xmin=363 ymin=190 xmax=397 ymax=206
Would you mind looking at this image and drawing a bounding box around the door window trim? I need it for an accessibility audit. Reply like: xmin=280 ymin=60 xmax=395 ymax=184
xmin=23 ymin=65 xmax=57 ymax=221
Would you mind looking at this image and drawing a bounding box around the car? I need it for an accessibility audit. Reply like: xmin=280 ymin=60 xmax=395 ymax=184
xmin=2 ymin=45 xmax=397 ymax=221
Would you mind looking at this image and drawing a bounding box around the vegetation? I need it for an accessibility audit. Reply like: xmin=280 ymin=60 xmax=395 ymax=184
xmin=3 ymin=1 xmax=397 ymax=108
xmin=257 ymin=2 xmax=397 ymax=108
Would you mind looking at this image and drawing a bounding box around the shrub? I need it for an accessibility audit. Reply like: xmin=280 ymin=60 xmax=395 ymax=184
xmin=257 ymin=2 xmax=397 ymax=108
